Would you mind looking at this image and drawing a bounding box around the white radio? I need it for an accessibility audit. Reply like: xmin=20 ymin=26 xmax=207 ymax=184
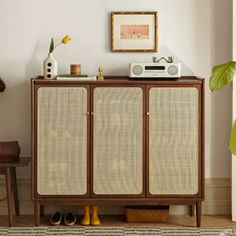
xmin=129 ymin=62 xmax=181 ymax=78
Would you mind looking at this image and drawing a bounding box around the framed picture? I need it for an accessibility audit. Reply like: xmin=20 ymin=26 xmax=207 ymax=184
xmin=111 ymin=11 xmax=158 ymax=52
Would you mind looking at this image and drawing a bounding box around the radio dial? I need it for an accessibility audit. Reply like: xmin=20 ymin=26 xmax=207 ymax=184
xmin=168 ymin=65 xmax=178 ymax=76
xmin=132 ymin=65 xmax=143 ymax=76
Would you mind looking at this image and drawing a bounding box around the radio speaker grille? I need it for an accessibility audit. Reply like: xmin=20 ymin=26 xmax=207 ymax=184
xmin=93 ymin=87 xmax=143 ymax=195
xmin=37 ymin=87 xmax=87 ymax=195
xmin=149 ymin=88 xmax=199 ymax=195
xmin=132 ymin=65 xmax=143 ymax=76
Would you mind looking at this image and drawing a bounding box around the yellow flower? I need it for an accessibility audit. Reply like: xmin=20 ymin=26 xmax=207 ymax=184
xmin=48 ymin=35 xmax=71 ymax=53
xmin=62 ymin=35 xmax=71 ymax=44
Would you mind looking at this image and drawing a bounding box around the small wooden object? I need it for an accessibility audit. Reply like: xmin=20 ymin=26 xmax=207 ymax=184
xmin=70 ymin=64 xmax=81 ymax=75
xmin=0 ymin=141 xmax=20 ymax=163
xmin=126 ymin=206 xmax=169 ymax=223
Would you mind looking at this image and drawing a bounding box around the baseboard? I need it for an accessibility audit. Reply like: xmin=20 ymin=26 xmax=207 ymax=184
xmin=0 ymin=178 xmax=231 ymax=215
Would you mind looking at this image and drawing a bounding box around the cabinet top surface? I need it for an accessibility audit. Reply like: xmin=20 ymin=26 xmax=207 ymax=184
xmin=32 ymin=76 xmax=203 ymax=85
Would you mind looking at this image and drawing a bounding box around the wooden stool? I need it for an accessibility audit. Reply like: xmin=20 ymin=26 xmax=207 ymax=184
xmin=0 ymin=167 xmax=19 ymax=216
xmin=0 ymin=158 xmax=31 ymax=226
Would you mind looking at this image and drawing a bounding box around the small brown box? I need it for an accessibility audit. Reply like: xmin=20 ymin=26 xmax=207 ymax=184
xmin=0 ymin=141 xmax=20 ymax=163
xmin=70 ymin=64 xmax=81 ymax=75
xmin=125 ymin=206 xmax=169 ymax=223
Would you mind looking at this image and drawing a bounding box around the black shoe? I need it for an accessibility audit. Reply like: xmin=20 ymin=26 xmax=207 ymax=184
xmin=50 ymin=212 xmax=62 ymax=226
xmin=64 ymin=212 xmax=76 ymax=226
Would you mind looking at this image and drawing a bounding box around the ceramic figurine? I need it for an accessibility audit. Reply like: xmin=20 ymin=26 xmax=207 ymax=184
xmin=97 ymin=67 xmax=104 ymax=80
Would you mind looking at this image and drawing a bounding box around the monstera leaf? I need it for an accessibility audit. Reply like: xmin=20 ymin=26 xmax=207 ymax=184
xmin=230 ymin=119 xmax=236 ymax=155
xmin=209 ymin=61 xmax=236 ymax=155
xmin=209 ymin=61 xmax=236 ymax=92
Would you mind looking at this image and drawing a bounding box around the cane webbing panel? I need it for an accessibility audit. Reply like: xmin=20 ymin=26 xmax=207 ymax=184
xmin=149 ymin=88 xmax=199 ymax=195
xmin=93 ymin=87 xmax=143 ymax=195
xmin=37 ymin=87 xmax=87 ymax=195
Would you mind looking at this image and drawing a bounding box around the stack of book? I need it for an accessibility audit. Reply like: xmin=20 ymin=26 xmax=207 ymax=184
xmin=56 ymin=74 xmax=97 ymax=81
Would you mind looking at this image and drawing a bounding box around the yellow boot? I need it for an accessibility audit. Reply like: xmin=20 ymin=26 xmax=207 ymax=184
xmin=81 ymin=206 xmax=90 ymax=226
xmin=91 ymin=206 xmax=101 ymax=226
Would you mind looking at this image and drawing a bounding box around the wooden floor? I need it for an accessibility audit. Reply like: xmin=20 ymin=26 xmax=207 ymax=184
xmin=0 ymin=215 xmax=236 ymax=227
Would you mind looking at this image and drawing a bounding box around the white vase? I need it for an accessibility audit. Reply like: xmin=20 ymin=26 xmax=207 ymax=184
xmin=43 ymin=53 xmax=58 ymax=80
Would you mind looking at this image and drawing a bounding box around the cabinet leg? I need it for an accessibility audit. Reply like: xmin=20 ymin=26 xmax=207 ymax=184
xmin=196 ymin=201 xmax=202 ymax=227
xmin=189 ymin=205 xmax=194 ymax=217
xmin=40 ymin=205 xmax=44 ymax=217
xmin=34 ymin=202 xmax=40 ymax=226
xmin=6 ymin=167 xmax=13 ymax=226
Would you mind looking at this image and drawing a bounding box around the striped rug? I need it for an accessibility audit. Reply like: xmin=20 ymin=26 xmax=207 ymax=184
xmin=0 ymin=227 xmax=235 ymax=236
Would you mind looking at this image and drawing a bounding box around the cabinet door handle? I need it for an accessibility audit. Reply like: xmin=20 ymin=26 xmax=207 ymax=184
xmin=84 ymin=112 xmax=90 ymax=115
xmin=146 ymin=112 xmax=150 ymax=116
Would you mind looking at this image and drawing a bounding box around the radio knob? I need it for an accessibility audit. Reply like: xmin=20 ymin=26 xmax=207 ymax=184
xmin=168 ymin=65 xmax=178 ymax=76
xmin=132 ymin=65 xmax=143 ymax=76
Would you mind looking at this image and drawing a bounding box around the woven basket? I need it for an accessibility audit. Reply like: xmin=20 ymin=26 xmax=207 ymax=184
xmin=126 ymin=206 xmax=169 ymax=223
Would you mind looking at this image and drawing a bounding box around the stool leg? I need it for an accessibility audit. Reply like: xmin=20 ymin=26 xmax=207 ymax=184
xmin=11 ymin=168 xmax=19 ymax=216
xmin=6 ymin=167 xmax=13 ymax=226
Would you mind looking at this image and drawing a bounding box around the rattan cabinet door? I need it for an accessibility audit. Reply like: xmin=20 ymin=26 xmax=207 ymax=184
xmin=148 ymin=87 xmax=199 ymax=195
xmin=37 ymin=87 xmax=88 ymax=196
xmin=93 ymin=87 xmax=144 ymax=196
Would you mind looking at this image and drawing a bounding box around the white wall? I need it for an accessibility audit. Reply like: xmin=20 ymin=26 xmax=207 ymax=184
xmin=0 ymin=0 xmax=232 ymax=178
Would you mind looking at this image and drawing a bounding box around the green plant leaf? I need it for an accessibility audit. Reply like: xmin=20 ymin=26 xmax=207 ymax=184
xmin=229 ymin=119 xmax=236 ymax=155
xmin=209 ymin=61 xmax=236 ymax=92
xmin=49 ymin=38 xmax=54 ymax=53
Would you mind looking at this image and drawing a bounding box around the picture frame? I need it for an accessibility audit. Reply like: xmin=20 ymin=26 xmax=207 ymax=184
xmin=111 ymin=11 xmax=158 ymax=52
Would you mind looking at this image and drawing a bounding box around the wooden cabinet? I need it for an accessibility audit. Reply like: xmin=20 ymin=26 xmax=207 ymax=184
xmin=31 ymin=76 xmax=204 ymax=226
